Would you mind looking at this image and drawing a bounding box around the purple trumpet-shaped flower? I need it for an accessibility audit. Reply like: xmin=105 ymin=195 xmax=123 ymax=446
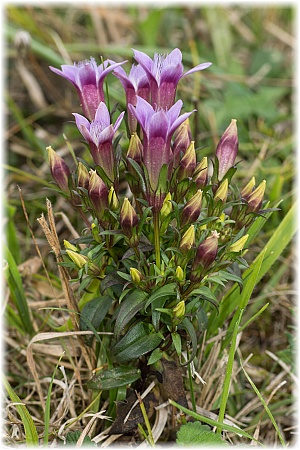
xmin=113 ymin=64 xmax=150 ymax=133
xmin=73 ymin=102 xmax=125 ymax=182
xmin=50 ymin=58 xmax=126 ymax=120
xmin=133 ymin=48 xmax=211 ymax=110
xmin=129 ymin=96 xmax=195 ymax=209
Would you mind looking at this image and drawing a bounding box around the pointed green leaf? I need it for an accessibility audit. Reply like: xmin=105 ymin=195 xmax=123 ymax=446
xmin=114 ymin=290 xmax=148 ymax=337
xmin=87 ymin=367 xmax=141 ymax=390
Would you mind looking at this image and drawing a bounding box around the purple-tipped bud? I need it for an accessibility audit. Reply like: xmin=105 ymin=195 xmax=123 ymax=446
xmin=191 ymin=230 xmax=219 ymax=278
xmin=88 ymin=170 xmax=109 ymax=219
xmin=179 ymin=225 xmax=195 ymax=253
xmin=216 ymin=119 xmax=238 ymax=180
xmin=194 ymin=157 xmax=208 ymax=189
xmin=241 ymin=177 xmax=256 ymax=200
xmin=172 ymin=119 xmax=192 ymax=168
xmin=246 ymin=180 xmax=266 ymax=213
xmin=180 ymin=190 xmax=203 ymax=228
xmin=120 ymin=198 xmax=139 ymax=238
xmin=177 ymin=141 xmax=197 ymax=182
xmin=214 ymin=178 xmax=228 ymax=202
xmin=77 ymin=162 xmax=90 ymax=190
xmin=47 ymin=146 xmax=71 ymax=195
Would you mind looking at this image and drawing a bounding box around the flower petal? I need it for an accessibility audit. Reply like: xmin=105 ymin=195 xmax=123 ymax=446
xmin=183 ymin=62 xmax=212 ymax=77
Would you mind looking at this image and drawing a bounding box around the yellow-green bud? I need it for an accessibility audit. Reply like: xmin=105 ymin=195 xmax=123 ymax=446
xmin=120 ymin=198 xmax=139 ymax=238
xmin=127 ymin=132 xmax=143 ymax=162
xmin=178 ymin=141 xmax=196 ymax=181
xmin=180 ymin=189 xmax=203 ymax=227
xmin=179 ymin=225 xmax=195 ymax=253
xmin=175 ymin=266 xmax=185 ymax=282
xmin=66 ymin=250 xmax=88 ymax=269
xmin=108 ymin=186 xmax=119 ymax=211
xmin=241 ymin=177 xmax=256 ymax=200
xmin=194 ymin=157 xmax=208 ymax=189
xmin=247 ymin=180 xmax=266 ymax=213
xmin=63 ymin=240 xmax=78 ymax=252
xmin=229 ymin=234 xmax=249 ymax=252
xmin=214 ymin=178 xmax=228 ymax=202
xmin=173 ymin=301 xmax=185 ymax=319
xmin=130 ymin=267 xmax=142 ymax=285
xmin=160 ymin=192 xmax=172 ymax=220
xmin=77 ymin=161 xmax=89 ymax=190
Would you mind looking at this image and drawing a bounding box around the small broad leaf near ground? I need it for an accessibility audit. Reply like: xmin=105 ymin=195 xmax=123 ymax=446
xmin=176 ymin=422 xmax=228 ymax=446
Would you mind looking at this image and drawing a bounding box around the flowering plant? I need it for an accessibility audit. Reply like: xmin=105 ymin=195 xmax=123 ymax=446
xmin=46 ymin=48 xmax=272 ymax=419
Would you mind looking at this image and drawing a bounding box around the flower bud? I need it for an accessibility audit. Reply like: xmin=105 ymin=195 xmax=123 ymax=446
xmin=63 ymin=240 xmax=78 ymax=252
xmin=216 ymin=119 xmax=238 ymax=180
xmin=88 ymin=170 xmax=109 ymax=219
xmin=179 ymin=225 xmax=195 ymax=253
xmin=120 ymin=198 xmax=139 ymax=238
xmin=175 ymin=266 xmax=185 ymax=282
xmin=191 ymin=230 xmax=219 ymax=277
xmin=160 ymin=192 xmax=172 ymax=220
xmin=180 ymin=190 xmax=203 ymax=228
xmin=178 ymin=141 xmax=196 ymax=181
xmin=91 ymin=222 xmax=102 ymax=243
xmin=241 ymin=177 xmax=256 ymax=200
xmin=229 ymin=234 xmax=249 ymax=252
xmin=108 ymin=186 xmax=119 ymax=211
xmin=66 ymin=249 xmax=88 ymax=269
xmin=172 ymin=119 xmax=192 ymax=168
xmin=47 ymin=146 xmax=71 ymax=195
xmin=130 ymin=267 xmax=142 ymax=285
xmin=173 ymin=300 xmax=185 ymax=319
xmin=194 ymin=157 xmax=208 ymax=189
xmin=127 ymin=132 xmax=143 ymax=163
xmin=214 ymin=178 xmax=228 ymax=202
xmin=246 ymin=180 xmax=266 ymax=213
xmin=77 ymin=162 xmax=90 ymax=190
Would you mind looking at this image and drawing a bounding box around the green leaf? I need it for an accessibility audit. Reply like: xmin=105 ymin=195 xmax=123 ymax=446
xmin=144 ymin=283 xmax=177 ymax=310
xmin=87 ymin=367 xmax=141 ymax=390
xmin=65 ymin=430 xmax=94 ymax=446
xmin=114 ymin=332 xmax=163 ymax=364
xmin=113 ymin=322 xmax=146 ymax=354
xmin=176 ymin=422 xmax=228 ymax=446
xmin=172 ymin=332 xmax=182 ymax=357
xmin=147 ymin=347 xmax=163 ymax=365
xmin=178 ymin=318 xmax=198 ymax=365
xmin=114 ymin=290 xmax=148 ymax=337
xmin=80 ymin=295 xmax=113 ymax=345
xmin=3 ymin=375 xmax=39 ymax=445
xmin=3 ymin=244 xmax=34 ymax=335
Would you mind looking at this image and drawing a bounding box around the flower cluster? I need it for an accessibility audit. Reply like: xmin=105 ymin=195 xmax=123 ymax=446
xmin=48 ymin=48 xmax=269 ymax=379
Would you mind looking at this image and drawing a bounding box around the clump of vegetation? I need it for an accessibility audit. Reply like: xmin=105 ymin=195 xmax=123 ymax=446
xmin=4 ymin=5 xmax=296 ymax=447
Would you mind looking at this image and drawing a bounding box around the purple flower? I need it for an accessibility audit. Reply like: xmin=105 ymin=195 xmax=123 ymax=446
xmin=133 ymin=48 xmax=211 ymax=110
xmin=113 ymin=64 xmax=150 ymax=133
xmin=50 ymin=58 xmax=126 ymax=120
xmin=73 ymin=102 xmax=125 ymax=182
xmin=129 ymin=96 xmax=195 ymax=209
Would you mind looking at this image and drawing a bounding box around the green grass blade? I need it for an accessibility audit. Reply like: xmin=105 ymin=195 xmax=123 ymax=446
xmin=169 ymin=399 xmax=259 ymax=442
xmin=208 ymin=201 xmax=297 ymax=333
xmin=4 ymin=244 xmax=35 ymax=335
xmin=241 ymin=364 xmax=286 ymax=446
xmin=44 ymin=354 xmax=65 ymax=446
xmin=217 ymin=250 xmax=266 ymax=431
xmin=3 ymin=374 xmax=39 ymax=445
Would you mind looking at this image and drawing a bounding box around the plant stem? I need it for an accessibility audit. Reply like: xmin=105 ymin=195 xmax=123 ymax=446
xmin=153 ymin=210 xmax=161 ymax=269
